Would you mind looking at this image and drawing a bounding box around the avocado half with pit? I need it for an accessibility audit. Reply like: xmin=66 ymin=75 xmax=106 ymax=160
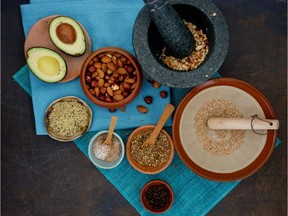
xmin=26 ymin=47 xmax=67 ymax=83
xmin=49 ymin=16 xmax=86 ymax=56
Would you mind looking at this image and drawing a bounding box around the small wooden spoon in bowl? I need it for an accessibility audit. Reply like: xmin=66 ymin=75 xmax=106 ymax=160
xmin=143 ymin=104 xmax=175 ymax=146
xmin=103 ymin=116 xmax=118 ymax=145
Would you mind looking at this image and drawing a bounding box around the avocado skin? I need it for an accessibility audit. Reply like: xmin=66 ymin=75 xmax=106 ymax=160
xmin=26 ymin=47 xmax=67 ymax=83
xmin=48 ymin=16 xmax=86 ymax=57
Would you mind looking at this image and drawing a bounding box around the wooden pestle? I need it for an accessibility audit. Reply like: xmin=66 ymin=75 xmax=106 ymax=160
xmin=144 ymin=104 xmax=175 ymax=146
xmin=208 ymin=117 xmax=279 ymax=130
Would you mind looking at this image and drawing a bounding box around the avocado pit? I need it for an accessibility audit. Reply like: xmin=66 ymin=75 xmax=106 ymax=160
xmin=56 ymin=23 xmax=77 ymax=44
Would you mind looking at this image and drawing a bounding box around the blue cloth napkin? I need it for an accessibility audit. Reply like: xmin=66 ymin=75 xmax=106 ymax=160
xmin=21 ymin=0 xmax=173 ymax=135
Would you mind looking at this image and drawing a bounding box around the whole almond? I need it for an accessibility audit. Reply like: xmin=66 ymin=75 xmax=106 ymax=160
xmin=98 ymin=78 xmax=105 ymax=87
xmin=125 ymin=78 xmax=135 ymax=84
xmin=101 ymin=56 xmax=112 ymax=63
xmin=117 ymin=67 xmax=127 ymax=75
xmin=107 ymin=87 xmax=113 ymax=96
xmin=137 ymin=105 xmax=148 ymax=114
xmin=153 ymin=81 xmax=161 ymax=89
xmin=113 ymin=94 xmax=124 ymax=101
xmin=94 ymin=62 xmax=102 ymax=69
xmin=107 ymin=62 xmax=117 ymax=71
xmin=101 ymin=63 xmax=107 ymax=72
xmin=97 ymin=69 xmax=105 ymax=79
xmin=95 ymin=87 xmax=100 ymax=97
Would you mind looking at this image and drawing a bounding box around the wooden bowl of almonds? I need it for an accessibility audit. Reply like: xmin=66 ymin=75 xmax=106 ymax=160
xmin=126 ymin=125 xmax=174 ymax=174
xmin=80 ymin=46 xmax=143 ymax=109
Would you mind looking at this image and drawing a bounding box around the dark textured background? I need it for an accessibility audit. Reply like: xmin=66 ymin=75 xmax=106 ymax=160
xmin=2 ymin=0 xmax=287 ymax=215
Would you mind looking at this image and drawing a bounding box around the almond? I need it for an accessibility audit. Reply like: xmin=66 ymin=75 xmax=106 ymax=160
xmin=113 ymin=94 xmax=124 ymax=101
xmin=101 ymin=56 xmax=112 ymax=63
xmin=137 ymin=105 xmax=148 ymax=114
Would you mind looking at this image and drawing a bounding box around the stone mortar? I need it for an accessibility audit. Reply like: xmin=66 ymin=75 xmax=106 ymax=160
xmin=133 ymin=0 xmax=229 ymax=88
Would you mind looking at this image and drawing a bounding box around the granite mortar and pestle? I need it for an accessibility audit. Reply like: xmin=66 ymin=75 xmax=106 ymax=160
xmin=133 ymin=0 xmax=229 ymax=88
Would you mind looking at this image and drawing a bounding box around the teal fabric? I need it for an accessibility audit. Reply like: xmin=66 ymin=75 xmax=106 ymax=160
xmin=20 ymin=0 xmax=172 ymax=135
xmin=14 ymin=0 xmax=281 ymax=215
xmin=13 ymin=62 xmax=281 ymax=216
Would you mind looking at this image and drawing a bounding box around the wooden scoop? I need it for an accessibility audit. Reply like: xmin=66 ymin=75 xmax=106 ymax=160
xmin=103 ymin=116 xmax=118 ymax=145
xmin=208 ymin=117 xmax=279 ymax=130
xmin=144 ymin=104 xmax=175 ymax=146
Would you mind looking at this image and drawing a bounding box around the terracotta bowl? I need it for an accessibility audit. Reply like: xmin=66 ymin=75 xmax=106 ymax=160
xmin=140 ymin=180 xmax=174 ymax=214
xmin=126 ymin=125 xmax=174 ymax=174
xmin=80 ymin=46 xmax=143 ymax=109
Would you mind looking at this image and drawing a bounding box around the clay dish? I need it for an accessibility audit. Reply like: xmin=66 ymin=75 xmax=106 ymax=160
xmin=80 ymin=46 xmax=143 ymax=109
xmin=24 ymin=15 xmax=92 ymax=83
xmin=140 ymin=180 xmax=174 ymax=214
xmin=126 ymin=125 xmax=174 ymax=174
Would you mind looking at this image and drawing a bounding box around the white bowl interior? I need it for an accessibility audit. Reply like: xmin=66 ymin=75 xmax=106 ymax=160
xmin=88 ymin=130 xmax=125 ymax=169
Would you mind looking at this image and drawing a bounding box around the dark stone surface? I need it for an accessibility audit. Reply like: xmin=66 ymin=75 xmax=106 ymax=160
xmin=1 ymin=0 xmax=287 ymax=216
xmin=133 ymin=0 xmax=229 ymax=88
xmin=144 ymin=0 xmax=195 ymax=58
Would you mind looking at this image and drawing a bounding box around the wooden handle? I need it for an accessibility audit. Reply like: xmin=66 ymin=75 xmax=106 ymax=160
xmin=103 ymin=116 xmax=117 ymax=145
xmin=145 ymin=104 xmax=175 ymax=145
xmin=208 ymin=117 xmax=279 ymax=130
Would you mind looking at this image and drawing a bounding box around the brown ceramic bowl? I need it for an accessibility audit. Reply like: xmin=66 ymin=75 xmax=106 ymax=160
xmin=80 ymin=46 xmax=143 ymax=109
xmin=126 ymin=125 xmax=174 ymax=174
xmin=140 ymin=180 xmax=174 ymax=214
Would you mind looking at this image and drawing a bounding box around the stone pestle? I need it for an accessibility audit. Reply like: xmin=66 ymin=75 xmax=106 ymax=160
xmin=144 ymin=0 xmax=195 ymax=58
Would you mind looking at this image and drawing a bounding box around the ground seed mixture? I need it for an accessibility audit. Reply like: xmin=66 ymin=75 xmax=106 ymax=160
xmin=48 ymin=101 xmax=89 ymax=137
xmin=194 ymin=98 xmax=246 ymax=156
xmin=130 ymin=130 xmax=171 ymax=167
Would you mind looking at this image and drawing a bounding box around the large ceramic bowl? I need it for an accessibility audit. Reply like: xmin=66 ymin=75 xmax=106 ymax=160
xmin=80 ymin=47 xmax=143 ymax=109
xmin=172 ymin=78 xmax=278 ymax=181
xmin=126 ymin=125 xmax=174 ymax=174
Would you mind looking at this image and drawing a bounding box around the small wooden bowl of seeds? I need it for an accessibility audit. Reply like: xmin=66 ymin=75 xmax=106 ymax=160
xmin=140 ymin=180 xmax=174 ymax=214
xmin=126 ymin=125 xmax=174 ymax=174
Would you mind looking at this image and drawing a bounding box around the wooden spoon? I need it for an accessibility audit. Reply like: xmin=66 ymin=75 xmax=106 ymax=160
xmin=103 ymin=116 xmax=118 ymax=145
xmin=144 ymin=104 xmax=175 ymax=146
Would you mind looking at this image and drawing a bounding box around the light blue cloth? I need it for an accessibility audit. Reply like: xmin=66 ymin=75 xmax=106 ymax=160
xmin=21 ymin=0 xmax=173 ymax=135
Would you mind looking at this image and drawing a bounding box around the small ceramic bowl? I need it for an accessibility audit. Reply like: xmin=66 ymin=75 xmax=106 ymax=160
xmin=140 ymin=180 xmax=174 ymax=214
xmin=80 ymin=46 xmax=143 ymax=109
xmin=44 ymin=96 xmax=92 ymax=142
xmin=88 ymin=130 xmax=125 ymax=169
xmin=126 ymin=125 xmax=174 ymax=174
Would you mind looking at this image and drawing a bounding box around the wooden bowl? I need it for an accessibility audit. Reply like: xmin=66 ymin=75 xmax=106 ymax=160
xmin=140 ymin=180 xmax=174 ymax=214
xmin=126 ymin=125 xmax=174 ymax=174
xmin=80 ymin=46 xmax=143 ymax=109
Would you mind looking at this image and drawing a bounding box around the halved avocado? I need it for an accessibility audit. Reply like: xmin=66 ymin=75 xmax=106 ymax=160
xmin=26 ymin=47 xmax=67 ymax=83
xmin=49 ymin=16 xmax=86 ymax=56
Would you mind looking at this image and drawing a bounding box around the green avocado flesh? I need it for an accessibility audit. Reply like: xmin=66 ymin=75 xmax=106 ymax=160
xmin=49 ymin=16 xmax=86 ymax=56
xmin=26 ymin=47 xmax=67 ymax=83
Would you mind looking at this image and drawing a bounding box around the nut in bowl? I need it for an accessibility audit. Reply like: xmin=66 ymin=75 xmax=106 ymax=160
xmin=88 ymin=131 xmax=125 ymax=169
xmin=126 ymin=125 xmax=174 ymax=174
xmin=44 ymin=96 xmax=92 ymax=142
xmin=140 ymin=180 xmax=174 ymax=214
xmin=80 ymin=47 xmax=143 ymax=109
